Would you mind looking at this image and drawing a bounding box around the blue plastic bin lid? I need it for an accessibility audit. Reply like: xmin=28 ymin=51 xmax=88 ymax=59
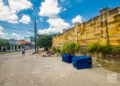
xmin=72 ymin=56 xmax=91 ymax=60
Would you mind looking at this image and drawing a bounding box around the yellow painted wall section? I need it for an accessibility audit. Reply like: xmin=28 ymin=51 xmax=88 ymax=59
xmin=52 ymin=6 xmax=120 ymax=47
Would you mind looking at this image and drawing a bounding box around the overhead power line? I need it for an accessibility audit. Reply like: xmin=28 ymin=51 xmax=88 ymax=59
xmin=3 ymin=26 xmax=34 ymax=32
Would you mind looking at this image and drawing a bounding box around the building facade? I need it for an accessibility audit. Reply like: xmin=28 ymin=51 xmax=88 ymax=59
xmin=24 ymin=36 xmax=34 ymax=42
xmin=52 ymin=6 xmax=120 ymax=47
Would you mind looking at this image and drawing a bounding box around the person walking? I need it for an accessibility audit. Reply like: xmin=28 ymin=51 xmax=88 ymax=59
xmin=22 ymin=47 xmax=25 ymax=56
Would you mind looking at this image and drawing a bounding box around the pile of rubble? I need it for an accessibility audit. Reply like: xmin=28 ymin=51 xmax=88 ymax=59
xmin=41 ymin=51 xmax=59 ymax=57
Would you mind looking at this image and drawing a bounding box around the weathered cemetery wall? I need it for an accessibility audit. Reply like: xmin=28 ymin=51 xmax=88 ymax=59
xmin=52 ymin=6 xmax=120 ymax=47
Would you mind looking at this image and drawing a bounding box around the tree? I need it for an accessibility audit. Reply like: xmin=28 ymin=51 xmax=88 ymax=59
xmin=37 ymin=34 xmax=52 ymax=50
xmin=15 ymin=44 xmax=24 ymax=48
xmin=0 ymin=39 xmax=9 ymax=51
xmin=0 ymin=39 xmax=9 ymax=46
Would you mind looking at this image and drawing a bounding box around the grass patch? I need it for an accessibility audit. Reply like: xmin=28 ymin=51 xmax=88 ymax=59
xmin=51 ymin=47 xmax=61 ymax=53
xmin=0 ymin=51 xmax=20 ymax=55
xmin=87 ymin=43 xmax=112 ymax=54
xmin=61 ymin=42 xmax=80 ymax=54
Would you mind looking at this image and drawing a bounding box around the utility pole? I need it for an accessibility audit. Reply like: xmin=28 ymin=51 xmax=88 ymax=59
xmin=34 ymin=18 xmax=37 ymax=53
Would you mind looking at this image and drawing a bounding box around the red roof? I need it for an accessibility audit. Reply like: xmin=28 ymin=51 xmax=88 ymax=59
xmin=17 ymin=41 xmax=31 ymax=44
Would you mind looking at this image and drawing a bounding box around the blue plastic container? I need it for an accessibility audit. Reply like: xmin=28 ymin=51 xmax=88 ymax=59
xmin=72 ymin=55 xmax=92 ymax=69
xmin=62 ymin=54 xmax=74 ymax=63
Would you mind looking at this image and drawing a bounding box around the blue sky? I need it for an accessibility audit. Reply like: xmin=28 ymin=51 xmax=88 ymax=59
xmin=0 ymin=0 xmax=120 ymax=40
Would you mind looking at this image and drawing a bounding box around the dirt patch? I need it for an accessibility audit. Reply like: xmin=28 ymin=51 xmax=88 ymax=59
xmin=0 ymin=60 xmax=3 ymax=67
xmin=0 ymin=80 xmax=5 ymax=86
xmin=97 ymin=58 xmax=120 ymax=73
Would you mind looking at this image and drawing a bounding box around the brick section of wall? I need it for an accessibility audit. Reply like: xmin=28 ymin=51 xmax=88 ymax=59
xmin=52 ymin=6 xmax=120 ymax=47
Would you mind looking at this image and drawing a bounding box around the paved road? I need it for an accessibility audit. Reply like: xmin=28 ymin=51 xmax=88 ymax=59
xmin=0 ymin=50 xmax=120 ymax=86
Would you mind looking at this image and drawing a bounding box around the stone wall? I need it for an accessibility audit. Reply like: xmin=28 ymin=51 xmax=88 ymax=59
xmin=52 ymin=6 xmax=120 ymax=47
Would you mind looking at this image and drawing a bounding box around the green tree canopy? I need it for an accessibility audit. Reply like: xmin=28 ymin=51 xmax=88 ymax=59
xmin=37 ymin=34 xmax=52 ymax=48
xmin=15 ymin=44 xmax=24 ymax=48
xmin=0 ymin=39 xmax=9 ymax=46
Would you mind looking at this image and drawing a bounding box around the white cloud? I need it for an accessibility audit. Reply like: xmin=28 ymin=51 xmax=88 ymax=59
xmin=0 ymin=26 xmax=4 ymax=31
xmin=38 ymin=17 xmax=70 ymax=34
xmin=39 ymin=0 xmax=61 ymax=17
xmin=0 ymin=0 xmax=32 ymax=23
xmin=62 ymin=8 xmax=67 ymax=12
xmin=72 ymin=15 xmax=83 ymax=24
xmin=0 ymin=25 xmax=9 ymax=39
xmin=38 ymin=0 xmax=70 ymax=34
xmin=12 ymin=33 xmax=23 ymax=40
xmin=40 ymin=18 xmax=43 ymax=21
xmin=19 ymin=15 xmax=31 ymax=24
xmin=27 ymin=31 xmax=31 ymax=35
xmin=0 ymin=0 xmax=18 ymax=23
xmin=8 ymin=0 xmax=32 ymax=13
xmin=61 ymin=0 xmax=65 ymax=2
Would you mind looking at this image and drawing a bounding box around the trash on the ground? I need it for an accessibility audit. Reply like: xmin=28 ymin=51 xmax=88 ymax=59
xmin=41 ymin=51 xmax=58 ymax=57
